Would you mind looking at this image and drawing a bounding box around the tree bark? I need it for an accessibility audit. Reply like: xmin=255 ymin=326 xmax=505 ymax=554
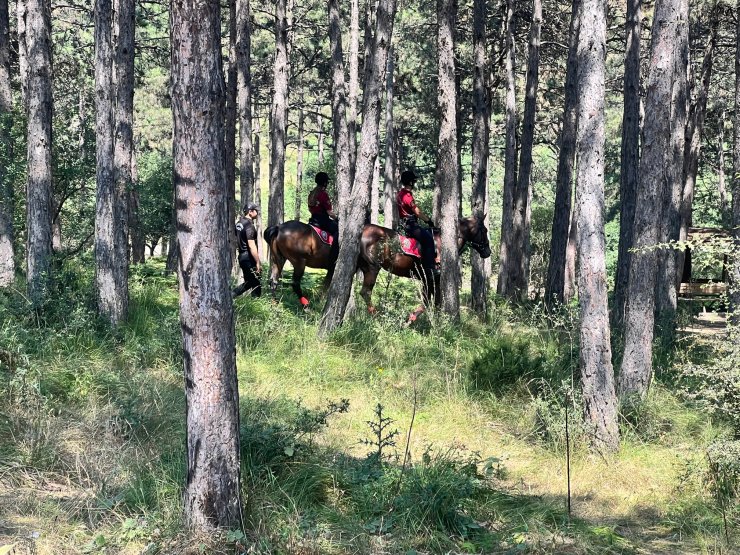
xmin=654 ymin=0 xmax=689 ymax=324
xmin=269 ymin=0 xmax=289 ymax=228
xmin=328 ymin=0 xmax=353 ymax=227
xmin=16 ymin=0 xmax=27 ymax=111
xmin=295 ymin=107 xmax=304 ymax=220
xmin=237 ymin=0 xmax=255 ymax=206
xmin=718 ymin=114 xmax=726 ymax=217
xmin=497 ymin=0 xmax=517 ymax=298
xmin=317 ymin=112 xmax=324 ymax=165
xmin=509 ymin=0 xmax=542 ymax=300
xmin=95 ymin=0 xmax=126 ymax=325
xmin=545 ymin=0 xmax=580 ymax=306
xmin=437 ymin=0 xmax=460 ymax=317
xmin=129 ymin=155 xmax=145 ymax=264
xmin=383 ymin=45 xmax=398 ymax=229
xmin=731 ymin=2 xmax=740 ymax=323
xmin=320 ymin=0 xmax=397 ymax=335
xmin=348 ymin=0 xmax=360 ymax=176
xmin=470 ymin=0 xmax=490 ymax=316
xmin=113 ymin=0 xmax=134 ymax=313
xmin=619 ymin=0 xmax=689 ymax=400
xmin=574 ymin=0 xmax=619 ymax=453
xmin=677 ymin=13 xmax=718 ymax=285
xmin=171 ymin=0 xmax=241 ymax=531
xmin=225 ymin=0 xmax=237 ymax=258
xmin=0 ymin=0 xmax=13 ymax=286
xmin=371 ymin=155 xmax=380 ymax=223
xmin=613 ymin=0 xmax=641 ymax=323
xmin=25 ymin=0 xmax=52 ymax=303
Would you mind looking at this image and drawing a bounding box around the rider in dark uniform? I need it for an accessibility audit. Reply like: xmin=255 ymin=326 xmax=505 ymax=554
xmin=397 ymin=170 xmax=438 ymax=276
xmin=233 ymin=203 xmax=262 ymax=298
xmin=307 ymin=172 xmax=339 ymax=243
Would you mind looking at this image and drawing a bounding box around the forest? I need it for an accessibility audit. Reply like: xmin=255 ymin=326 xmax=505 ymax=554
xmin=1 ymin=0 xmax=740 ymax=552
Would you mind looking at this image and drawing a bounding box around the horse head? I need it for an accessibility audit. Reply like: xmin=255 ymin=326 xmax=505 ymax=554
xmin=460 ymin=213 xmax=491 ymax=259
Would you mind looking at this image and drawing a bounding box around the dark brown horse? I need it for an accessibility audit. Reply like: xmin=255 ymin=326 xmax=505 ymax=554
xmin=263 ymin=221 xmax=337 ymax=306
xmin=357 ymin=215 xmax=492 ymax=318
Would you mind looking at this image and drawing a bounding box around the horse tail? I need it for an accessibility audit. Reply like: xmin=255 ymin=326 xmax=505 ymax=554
xmin=263 ymin=225 xmax=280 ymax=246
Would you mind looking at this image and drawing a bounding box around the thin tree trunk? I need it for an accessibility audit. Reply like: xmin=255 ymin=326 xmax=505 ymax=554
xmin=25 ymin=0 xmax=52 ymax=303
xmin=371 ymin=156 xmax=380 ymax=223
xmin=564 ymin=211 xmax=577 ymax=300
xmin=348 ymin=0 xmax=360 ymax=176
xmin=328 ymin=0 xmax=352 ymax=227
xmin=112 ymin=0 xmax=134 ymax=315
xmin=497 ymin=0 xmax=517 ymax=298
xmin=470 ymin=0 xmax=490 ymax=316
xmin=0 ymin=0 xmax=13 ymax=286
xmin=654 ymin=0 xmax=689 ymax=324
xmin=677 ymin=14 xmax=718 ymax=285
xmin=545 ymin=0 xmax=580 ymax=306
xmin=171 ymin=0 xmax=241 ymax=531
xmin=613 ymin=0 xmax=641 ymax=323
xmin=317 ymin=112 xmax=324 ymax=165
xmin=295 ymin=107 xmax=304 ymax=220
xmin=16 ymin=0 xmax=27 ymax=111
xmin=575 ymin=0 xmax=619 ymax=453
xmin=731 ymin=2 xmax=740 ymax=323
xmin=237 ymin=0 xmax=254 ymax=206
xmin=383 ymin=45 xmax=398 ymax=229
xmin=718 ymin=115 xmax=726 ymax=217
xmin=320 ymin=0 xmax=397 ymax=335
xmin=129 ymin=157 xmax=145 ymax=264
xmin=437 ymin=0 xmax=460 ymax=317
xmin=620 ymin=0 xmax=689 ymax=401
xmin=269 ymin=0 xmax=289 ymax=228
xmin=225 ymin=0 xmax=237 ymax=259
xmin=508 ymin=0 xmax=541 ymax=300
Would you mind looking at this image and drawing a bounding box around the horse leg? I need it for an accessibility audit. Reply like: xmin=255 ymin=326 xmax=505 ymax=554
xmin=269 ymin=246 xmax=285 ymax=299
xmin=360 ymin=267 xmax=379 ymax=315
xmin=292 ymin=261 xmax=310 ymax=308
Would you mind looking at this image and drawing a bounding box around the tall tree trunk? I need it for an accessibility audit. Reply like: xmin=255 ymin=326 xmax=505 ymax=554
xmin=437 ymin=0 xmax=460 ymax=317
xmin=171 ymin=0 xmax=241 ymax=531
xmin=613 ymin=0 xmax=642 ymax=323
xmin=348 ymin=0 xmax=360 ymax=176
xmin=328 ymin=0 xmax=352 ymax=227
xmin=677 ymin=13 xmax=718 ymax=284
xmin=575 ymin=0 xmax=619 ymax=453
xmin=112 ymin=0 xmax=134 ymax=313
xmin=0 ymin=0 xmax=13 ymax=286
xmin=654 ymin=0 xmax=689 ymax=324
xmin=508 ymin=0 xmax=541 ymax=300
xmin=16 ymin=0 xmax=27 ymax=111
xmin=383 ymin=45 xmax=398 ymax=229
xmin=564 ymin=211 xmax=577 ymax=300
xmin=95 ymin=0 xmax=127 ymax=325
xmin=225 ymin=0 xmax=237 ymax=257
xmin=718 ymin=114 xmax=726 ymax=217
xmin=25 ymin=0 xmax=52 ymax=303
xmin=269 ymin=0 xmax=289 ymax=228
xmin=370 ymin=155 xmax=380 ymax=223
xmin=619 ymin=0 xmax=689 ymax=401
xmin=731 ymin=2 xmax=740 ymax=323
xmin=320 ymin=0 xmax=397 ymax=335
xmin=129 ymin=154 xmax=145 ymax=264
xmin=237 ymin=0 xmax=254 ymax=206
xmin=497 ymin=0 xmax=517 ymax=298
xmin=295 ymin=107 xmax=304 ymax=220
xmin=317 ymin=113 xmax=324 ymax=164
xmin=545 ymin=0 xmax=580 ymax=306
xmin=470 ymin=0 xmax=490 ymax=316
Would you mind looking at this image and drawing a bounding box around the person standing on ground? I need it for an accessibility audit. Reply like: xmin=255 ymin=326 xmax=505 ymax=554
xmin=233 ymin=203 xmax=262 ymax=298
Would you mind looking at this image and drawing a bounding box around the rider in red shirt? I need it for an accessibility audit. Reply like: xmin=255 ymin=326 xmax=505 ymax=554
xmin=307 ymin=172 xmax=339 ymax=242
xmin=397 ymin=170 xmax=437 ymax=276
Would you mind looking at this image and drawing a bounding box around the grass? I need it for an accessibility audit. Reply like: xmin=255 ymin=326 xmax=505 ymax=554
xmin=0 ymin=258 xmax=736 ymax=554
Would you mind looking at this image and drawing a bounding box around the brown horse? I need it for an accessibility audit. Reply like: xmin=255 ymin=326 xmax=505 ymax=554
xmin=263 ymin=221 xmax=337 ymax=306
xmin=357 ymin=215 xmax=492 ymax=318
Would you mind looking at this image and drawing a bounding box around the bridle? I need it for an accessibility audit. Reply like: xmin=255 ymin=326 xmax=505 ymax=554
xmin=459 ymin=218 xmax=490 ymax=255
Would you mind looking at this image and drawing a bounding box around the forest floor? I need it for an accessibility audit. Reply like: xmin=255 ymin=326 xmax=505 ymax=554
xmin=0 ymin=261 xmax=736 ymax=554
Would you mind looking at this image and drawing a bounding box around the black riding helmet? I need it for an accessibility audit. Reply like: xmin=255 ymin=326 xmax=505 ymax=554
xmin=315 ymin=172 xmax=330 ymax=186
xmin=400 ymin=170 xmax=417 ymax=186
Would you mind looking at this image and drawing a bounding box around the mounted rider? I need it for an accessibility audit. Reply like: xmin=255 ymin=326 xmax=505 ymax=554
xmin=307 ymin=172 xmax=339 ymax=244
xmin=397 ymin=170 xmax=438 ymax=277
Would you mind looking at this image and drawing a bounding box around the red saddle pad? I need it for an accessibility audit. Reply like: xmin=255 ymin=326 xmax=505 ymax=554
xmin=398 ymin=235 xmax=421 ymax=258
xmin=310 ymin=225 xmax=334 ymax=245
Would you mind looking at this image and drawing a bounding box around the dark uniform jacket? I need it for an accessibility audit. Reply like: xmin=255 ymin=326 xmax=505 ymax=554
xmin=236 ymin=216 xmax=257 ymax=265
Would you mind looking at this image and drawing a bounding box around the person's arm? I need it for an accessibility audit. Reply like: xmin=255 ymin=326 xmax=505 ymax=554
xmin=413 ymin=204 xmax=433 ymax=225
xmin=248 ymin=239 xmax=261 ymax=273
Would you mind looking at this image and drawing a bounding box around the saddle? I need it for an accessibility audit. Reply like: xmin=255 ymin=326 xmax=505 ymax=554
xmin=309 ymin=224 xmax=334 ymax=246
xmin=397 ymin=232 xmax=440 ymax=264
